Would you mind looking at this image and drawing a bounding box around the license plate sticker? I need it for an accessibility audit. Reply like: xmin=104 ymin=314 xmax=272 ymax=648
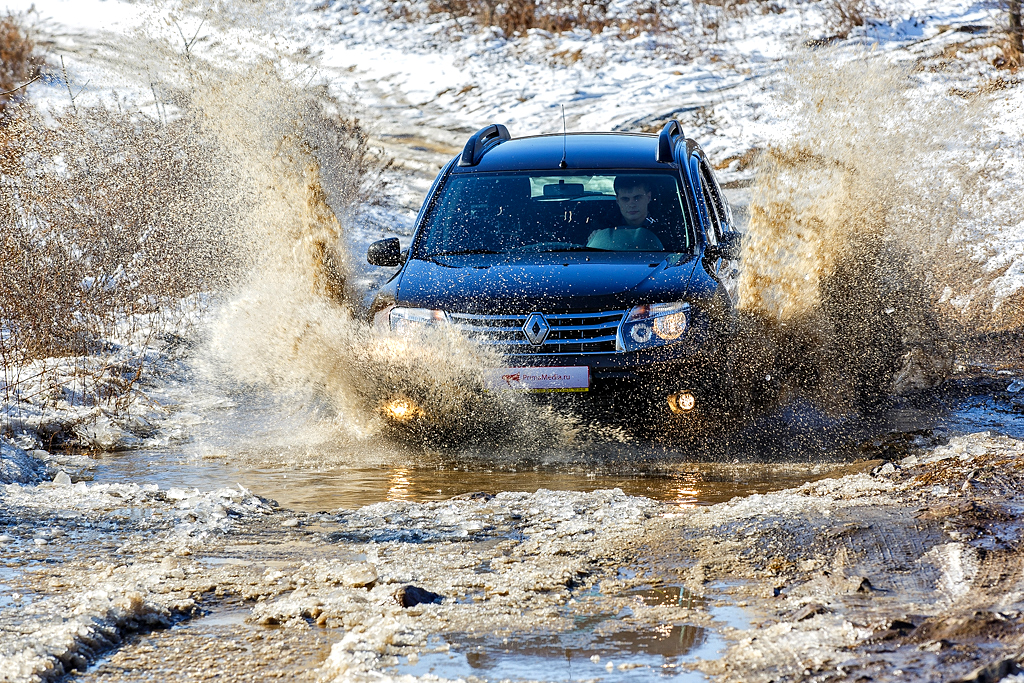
xmin=484 ymin=366 xmax=590 ymax=392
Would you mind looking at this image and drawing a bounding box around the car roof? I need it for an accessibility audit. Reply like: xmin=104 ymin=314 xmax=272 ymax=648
xmin=456 ymin=132 xmax=677 ymax=173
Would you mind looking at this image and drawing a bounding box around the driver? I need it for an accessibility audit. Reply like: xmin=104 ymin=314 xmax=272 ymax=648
xmin=586 ymin=177 xmax=664 ymax=251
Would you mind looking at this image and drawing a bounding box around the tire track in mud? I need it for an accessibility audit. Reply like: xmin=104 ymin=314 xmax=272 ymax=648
xmin=639 ymin=432 xmax=1024 ymax=683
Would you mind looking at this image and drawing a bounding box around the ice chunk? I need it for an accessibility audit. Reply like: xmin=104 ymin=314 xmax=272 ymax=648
xmin=340 ymin=562 xmax=378 ymax=588
xmin=0 ymin=438 xmax=42 ymax=484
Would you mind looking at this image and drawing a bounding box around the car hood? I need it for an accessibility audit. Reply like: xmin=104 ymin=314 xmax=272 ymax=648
xmin=395 ymin=253 xmax=701 ymax=313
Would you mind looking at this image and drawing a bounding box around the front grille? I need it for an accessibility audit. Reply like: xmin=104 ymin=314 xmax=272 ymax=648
xmin=449 ymin=310 xmax=624 ymax=355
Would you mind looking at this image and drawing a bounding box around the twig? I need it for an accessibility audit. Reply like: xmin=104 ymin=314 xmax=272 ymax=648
xmin=73 ymin=80 xmax=91 ymax=100
xmin=0 ymin=75 xmax=42 ymax=97
xmin=150 ymin=81 xmax=164 ymax=125
xmin=1 ymin=368 xmax=50 ymax=392
xmin=174 ymin=14 xmax=208 ymax=60
xmin=60 ymin=55 xmax=77 ymax=112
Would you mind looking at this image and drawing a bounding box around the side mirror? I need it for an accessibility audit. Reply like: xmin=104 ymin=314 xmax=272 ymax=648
xmin=367 ymin=238 xmax=403 ymax=267
xmin=707 ymin=232 xmax=742 ymax=261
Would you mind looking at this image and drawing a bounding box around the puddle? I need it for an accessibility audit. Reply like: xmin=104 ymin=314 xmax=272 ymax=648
xmin=193 ymin=606 xmax=251 ymax=629
xmin=198 ymin=556 xmax=253 ymax=566
xmin=78 ymin=371 xmax=1024 ymax=513
xmin=78 ymin=604 xmax=339 ymax=681
xmin=0 ymin=582 xmax=20 ymax=610
xmin=394 ymin=583 xmax=744 ymax=682
xmin=395 ymin=611 xmax=730 ymax=682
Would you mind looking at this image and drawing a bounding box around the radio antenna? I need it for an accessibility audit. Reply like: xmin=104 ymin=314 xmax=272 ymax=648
xmin=559 ymin=104 xmax=567 ymax=169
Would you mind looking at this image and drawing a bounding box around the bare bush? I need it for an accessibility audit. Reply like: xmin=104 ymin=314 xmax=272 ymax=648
xmin=0 ymin=102 xmax=234 ymax=428
xmin=423 ymin=0 xmax=611 ymax=36
xmin=822 ymin=0 xmax=877 ymax=38
xmin=1010 ymin=0 xmax=1023 ymax=63
xmin=1 ymin=105 xmax=231 ymax=357
xmin=1 ymin=65 xmax=393 ymax=432
xmin=408 ymin=0 xmax=748 ymax=45
xmin=0 ymin=14 xmax=45 ymax=116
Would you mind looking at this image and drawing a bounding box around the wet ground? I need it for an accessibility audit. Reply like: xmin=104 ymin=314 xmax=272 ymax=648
xmin=2 ymin=365 xmax=1024 ymax=682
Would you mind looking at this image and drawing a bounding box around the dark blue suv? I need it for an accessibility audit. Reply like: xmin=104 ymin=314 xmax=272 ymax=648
xmin=366 ymin=121 xmax=741 ymax=421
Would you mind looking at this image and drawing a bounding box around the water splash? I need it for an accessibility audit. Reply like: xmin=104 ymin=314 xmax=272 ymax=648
xmin=733 ymin=51 xmax=1020 ymax=411
xmin=141 ymin=58 xmax=579 ymax=451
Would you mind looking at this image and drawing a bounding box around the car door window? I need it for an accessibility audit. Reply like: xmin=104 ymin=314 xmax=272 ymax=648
xmin=698 ymin=158 xmax=728 ymax=241
xmin=689 ymin=155 xmax=716 ymax=246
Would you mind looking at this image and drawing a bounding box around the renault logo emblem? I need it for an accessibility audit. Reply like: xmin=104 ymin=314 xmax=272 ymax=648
xmin=522 ymin=312 xmax=550 ymax=346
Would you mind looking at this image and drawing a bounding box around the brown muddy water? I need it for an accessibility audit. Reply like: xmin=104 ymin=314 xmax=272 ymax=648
xmin=84 ymin=368 xmax=1024 ymax=512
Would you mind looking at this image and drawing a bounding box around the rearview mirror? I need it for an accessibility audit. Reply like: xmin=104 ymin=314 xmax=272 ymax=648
xmin=367 ymin=238 xmax=403 ymax=267
xmin=543 ymin=181 xmax=585 ymax=197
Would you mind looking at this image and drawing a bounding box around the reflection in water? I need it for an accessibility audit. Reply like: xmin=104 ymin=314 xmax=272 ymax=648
xmin=394 ymin=585 xmax=730 ymax=682
xmin=399 ymin=621 xmax=712 ymax=682
xmin=88 ymin=453 xmax=869 ymax=512
xmin=389 ymin=579 xmax=756 ymax=683
xmin=387 ymin=467 xmax=412 ymax=502
xmin=626 ymin=585 xmax=703 ymax=609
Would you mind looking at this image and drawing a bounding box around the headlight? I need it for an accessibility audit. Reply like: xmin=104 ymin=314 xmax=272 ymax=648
xmin=389 ymin=307 xmax=447 ymax=334
xmin=618 ymin=301 xmax=690 ymax=351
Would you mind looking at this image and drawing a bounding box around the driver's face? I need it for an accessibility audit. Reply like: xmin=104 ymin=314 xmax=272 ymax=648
xmin=616 ymin=186 xmax=651 ymax=226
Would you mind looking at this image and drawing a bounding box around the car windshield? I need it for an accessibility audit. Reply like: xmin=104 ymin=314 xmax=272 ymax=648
xmin=416 ymin=171 xmax=696 ymax=258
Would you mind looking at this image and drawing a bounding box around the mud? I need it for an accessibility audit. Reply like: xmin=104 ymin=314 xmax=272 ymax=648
xmin=2 ymin=416 xmax=1022 ymax=682
xmin=643 ymin=431 xmax=1024 ymax=683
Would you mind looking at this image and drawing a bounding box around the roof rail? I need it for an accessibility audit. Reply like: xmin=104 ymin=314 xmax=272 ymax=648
xmin=656 ymin=120 xmax=684 ymax=163
xmin=458 ymin=124 xmax=512 ymax=167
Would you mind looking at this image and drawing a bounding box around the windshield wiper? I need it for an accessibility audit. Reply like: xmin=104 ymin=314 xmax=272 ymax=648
xmin=531 ymin=245 xmax=609 ymax=253
xmin=424 ymin=248 xmax=503 ymax=258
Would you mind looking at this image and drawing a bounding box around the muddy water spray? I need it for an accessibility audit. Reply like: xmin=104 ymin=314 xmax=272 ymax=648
xmin=164 ymin=62 xmax=573 ymax=449
xmin=734 ymin=53 xmax=1015 ymax=410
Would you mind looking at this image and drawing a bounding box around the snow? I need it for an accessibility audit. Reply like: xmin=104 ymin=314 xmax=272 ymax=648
xmin=0 ymin=440 xmax=42 ymax=484
xmin=6 ymin=0 xmax=143 ymax=33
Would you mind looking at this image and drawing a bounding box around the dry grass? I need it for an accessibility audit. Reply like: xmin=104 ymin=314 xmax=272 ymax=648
xmin=0 ymin=13 xmax=45 ymax=116
xmin=436 ymin=0 xmax=608 ymax=36
xmin=821 ymin=0 xmax=878 ymax=39
xmin=0 ymin=23 xmax=391 ymax=432
xmin=391 ymin=0 xmax=865 ymax=50
xmin=414 ymin=0 xmax=686 ymax=37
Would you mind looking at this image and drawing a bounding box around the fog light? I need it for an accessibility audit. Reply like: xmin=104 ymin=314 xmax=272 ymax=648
xmin=667 ymin=391 xmax=696 ymax=414
xmin=382 ymin=397 xmax=422 ymax=422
